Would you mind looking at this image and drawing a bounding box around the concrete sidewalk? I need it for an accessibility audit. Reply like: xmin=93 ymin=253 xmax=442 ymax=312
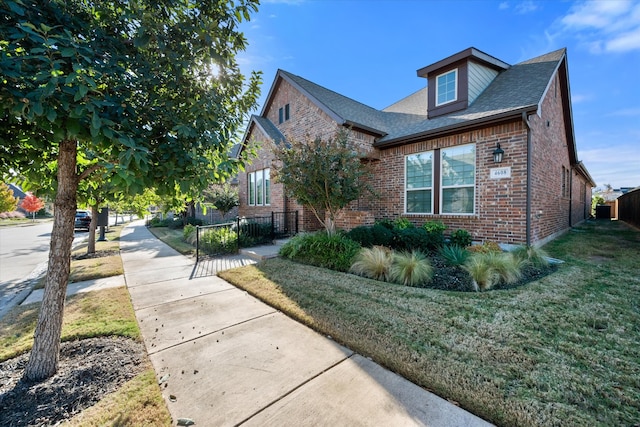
xmin=120 ymin=220 xmax=493 ymax=427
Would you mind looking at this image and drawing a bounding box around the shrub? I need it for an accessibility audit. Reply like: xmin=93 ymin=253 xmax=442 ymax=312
xmin=185 ymin=217 xmax=204 ymax=226
xmin=450 ymin=229 xmax=472 ymax=247
xmin=200 ymin=227 xmax=238 ymax=254
xmin=422 ymin=220 xmax=446 ymax=248
xmin=389 ymin=250 xmax=433 ymax=287
xmin=167 ymin=218 xmax=184 ymax=229
xmin=183 ymin=224 xmax=196 ymax=243
xmin=374 ymin=218 xmax=395 ymax=230
xmin=350 ymin=246 xmax=393 ymax=281
xmin=438 ymin=245 xmax=471 ymax=266
xmin=0 ymin=211 xmax=26 ymax=219
xmin=237 ymin=221 xmax=272 ymax=246
xmin=279 ymin=232 xmax=361 ymax=272
xmin=394 ymin=217 xmax=414 ymax=229
xmin=511 ymin=245 xmax=550 ymax=268
xmin=394 ymin=227 xmax=431 ymax=252
xmin=346 ymin=225 xmax=374 ymax=247
xmin=370 ymin=224 xmax=393 ymax=247
xmin=468 ymin=241 xmax=502 ymax=253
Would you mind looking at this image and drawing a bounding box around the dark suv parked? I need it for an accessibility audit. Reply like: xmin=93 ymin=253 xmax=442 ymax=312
xmin=74 ymin=210 xmax=91 ymax=231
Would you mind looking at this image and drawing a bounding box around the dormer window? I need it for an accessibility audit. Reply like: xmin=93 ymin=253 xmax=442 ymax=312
xmin=436 ymin=69 xmax=457 ymax=106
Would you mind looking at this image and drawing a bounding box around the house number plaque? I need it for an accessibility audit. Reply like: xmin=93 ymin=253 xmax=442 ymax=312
xmin=490 ymin=166 xmax=511 ymax=179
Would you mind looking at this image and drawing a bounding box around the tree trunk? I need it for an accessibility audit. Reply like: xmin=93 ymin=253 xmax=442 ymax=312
xmin=24 ymin=140 xmax=78 ymax=382
xmin=87 ymin=205 xmax=98 ymax=254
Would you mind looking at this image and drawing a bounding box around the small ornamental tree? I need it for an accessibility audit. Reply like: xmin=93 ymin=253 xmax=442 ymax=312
xmin=0 ymin=182 xmax=18 ymax=213
xmin=272 ymin=129 xmax=374 ymax=236
xmin=205 ymin=183 xmax=239 ymax=220
xmin=20 ymin=192 xmax=45 ymax=220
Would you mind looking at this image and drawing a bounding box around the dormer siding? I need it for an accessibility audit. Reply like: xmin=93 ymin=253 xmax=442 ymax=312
xmin=468 ymin=61 xmax=499 ymax=105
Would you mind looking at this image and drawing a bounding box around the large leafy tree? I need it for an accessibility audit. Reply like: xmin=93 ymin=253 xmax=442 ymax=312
xmin=272 ymin=129 xmax=374 ymax=236
xmin=0 ymin=0 xmax=261 ymax=381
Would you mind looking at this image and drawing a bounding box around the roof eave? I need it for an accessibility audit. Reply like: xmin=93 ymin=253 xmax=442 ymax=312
xmin=373 ymin=106 xmax=537 ymax=148
xmin=343 ymin=120 xmax=387 ymax=138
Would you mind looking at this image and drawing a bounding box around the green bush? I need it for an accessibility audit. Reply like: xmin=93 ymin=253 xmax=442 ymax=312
xmin=423 ymin=220 xmax=446 ymax=234
xmin=450 ymin=229 xmax=472 ymax=247
xmin=389 ymin=250 xmax=433 ymax=287
xmin=394 ymin=217 xmax=414 ymax=229
xmin=238 ymin=221 xmax=272 ymax=246
xmin=200 ymin=227 xmax=238 ymax=255
xmin=346 ymin=226 xmax=374 ymax=247
xmin=349 ymin=246 xmax=393 ymax=281
xmin=185 ymin=217 xmax=205 ymax=226
xmin=183 ymin=224 xmax=196 ymax=243
xmin=374 ymin=218 xmax=395 ymax=230
xmin=438 ymin=245 xmax=471 ymax=266
xmin=371 ymin=224 xmax=393 ymax=247
xmin=394 ymin=226 xmax=444 ymax=252
xmin=423 ymin=220 xmax=446 ymax=248
xmin=279 ymin=232 xmax=361 ymax=272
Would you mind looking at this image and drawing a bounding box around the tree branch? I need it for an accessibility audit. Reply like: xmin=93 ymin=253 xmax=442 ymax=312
xmin=77 ymin=164 xmax=104 ymax=183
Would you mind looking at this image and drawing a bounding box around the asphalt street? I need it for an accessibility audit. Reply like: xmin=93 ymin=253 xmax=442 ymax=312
xmin=0 ymin=216 xmax=126 ymax=319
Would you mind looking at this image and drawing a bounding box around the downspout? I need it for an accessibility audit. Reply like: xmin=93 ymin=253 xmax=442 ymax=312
xmin=523 ymin=112 xmax=532 ymax=246
xmin=569 ymin=166 xmax=573 ymax=227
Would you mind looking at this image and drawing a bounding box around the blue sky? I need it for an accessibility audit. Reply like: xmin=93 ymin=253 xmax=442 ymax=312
xmin=237 ymin=0 xmax=640 ymax=189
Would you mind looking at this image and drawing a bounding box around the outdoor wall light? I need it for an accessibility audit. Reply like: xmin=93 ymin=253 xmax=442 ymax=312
xmin=493 ymin=143 xmax=504 ymax=163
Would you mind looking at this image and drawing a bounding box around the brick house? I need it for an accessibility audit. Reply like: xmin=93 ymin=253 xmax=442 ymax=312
xmin=237 ymin=47 xmax=595 ymax=246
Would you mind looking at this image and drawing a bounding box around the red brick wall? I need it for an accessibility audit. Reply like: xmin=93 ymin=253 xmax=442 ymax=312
xmin=527 ymin=73 xmax=573 ymax=244
xmin=367 ymin=120 xmax=530 ymax=244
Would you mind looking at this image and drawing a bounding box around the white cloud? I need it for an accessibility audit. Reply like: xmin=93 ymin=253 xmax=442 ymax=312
xmin=579 ymin=144 xmax=640 ymax=187
xmin=571 ymin=93 xmax=591 ymax=103
xmin=560 ymin=0 xmax=640 ymax=53
xmin=515 ymin=1 xmax=539 ymax=14
xmin=606 ymin=107 xmax=640 ymax=117
xmin=499 ymin=2 xmax=509 ymax=10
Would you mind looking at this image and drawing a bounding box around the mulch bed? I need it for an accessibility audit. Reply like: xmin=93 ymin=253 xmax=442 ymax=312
xmin=0 ymin=337 xmax=146 ymax=426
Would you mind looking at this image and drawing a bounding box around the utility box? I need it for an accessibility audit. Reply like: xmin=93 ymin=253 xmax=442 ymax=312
xmin=97 ymin=207 xmax=109 ymax=226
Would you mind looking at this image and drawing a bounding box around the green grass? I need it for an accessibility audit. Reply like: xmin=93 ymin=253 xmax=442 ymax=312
xmin=64 ymin=369 xmax=172 ymax=426
xmin=148 ymin=226 xmax=196 ymax=256
xmin=0 ymin=287 xmax=139 ymax=362
xmin=219 ymin=219 xmax=640 ymax=427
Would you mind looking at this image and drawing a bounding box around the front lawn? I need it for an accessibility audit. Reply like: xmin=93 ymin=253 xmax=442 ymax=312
xmin=219 ymin=220 xmax=640 ymax=427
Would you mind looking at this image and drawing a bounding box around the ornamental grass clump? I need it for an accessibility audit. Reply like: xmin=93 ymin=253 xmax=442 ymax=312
xmin=349 ymin=246 xmax=393 ymax=282
xmin=438 ymin=244 xmax=471 ymax=266
xmin=389 ymin=250 xmax=433 ymax=287
xmin=463 ymin=251 xmax=522 ymax=291
xmin=512 ymin=245 xmax=550 ymax=268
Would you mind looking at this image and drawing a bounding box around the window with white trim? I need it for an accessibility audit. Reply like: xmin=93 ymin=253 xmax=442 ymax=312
xmin=441 ymin=144 xmax=475 ymax=214
xmin=248 ymin=168 xmax=270 ymax=206
xmin=436 ymin=69 xmax=457 ymax=106
xmin=405 ymin=152 xmax=433 ymax=214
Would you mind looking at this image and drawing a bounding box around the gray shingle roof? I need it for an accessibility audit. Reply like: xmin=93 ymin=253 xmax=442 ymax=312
xmin=276 ymin=48 xmax=566 ymax=146
xmin=252 ymin=115 xmax=286 ymax=145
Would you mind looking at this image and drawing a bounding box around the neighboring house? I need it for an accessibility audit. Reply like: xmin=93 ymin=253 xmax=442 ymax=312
xmin=8 ymin=183 xmax=26 ymax=213
xmin=237 ymin=47 xmax=595 ymax=246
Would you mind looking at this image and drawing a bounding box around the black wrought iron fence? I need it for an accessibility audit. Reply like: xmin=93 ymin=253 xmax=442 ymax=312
xmin=196 ymin=211 xmax=298 ymax=261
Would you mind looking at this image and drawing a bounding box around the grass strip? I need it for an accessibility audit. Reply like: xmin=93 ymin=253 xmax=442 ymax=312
xmin=147 ymin=227 xmax=195 ymax=256
xmin=63 ymin=369 xmax=172 ymax=426
xmin=0 ymin=286 xmax=139 ymax=362
xmin=219 ymin=220 xmax=640 ymax=427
